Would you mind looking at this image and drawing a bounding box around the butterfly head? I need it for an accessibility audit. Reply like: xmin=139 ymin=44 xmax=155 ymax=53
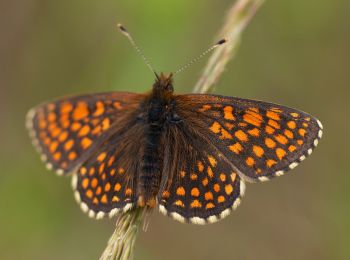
xmin=152 ymin=72 xmax=174 ymax=98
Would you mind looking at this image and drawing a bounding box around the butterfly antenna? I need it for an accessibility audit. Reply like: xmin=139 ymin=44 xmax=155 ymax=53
xmin=174 ymin=39 xmax=227 ymax=75
xmin=117 ymin=23 xmax=158 ymax=77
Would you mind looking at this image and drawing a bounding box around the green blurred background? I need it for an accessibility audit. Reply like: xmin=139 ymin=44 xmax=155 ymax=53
xmin=1 ymin=1 xmax=349 ymax=259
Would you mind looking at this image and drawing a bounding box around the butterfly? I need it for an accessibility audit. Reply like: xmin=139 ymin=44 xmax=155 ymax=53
xmin=26 ymin=71 xmax=323 ymax=224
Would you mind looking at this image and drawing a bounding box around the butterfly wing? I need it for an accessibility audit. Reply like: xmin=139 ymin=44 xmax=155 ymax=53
xmin=26 ymin=92 xmax=144 ymax=175
xmin=72 ymin=114 xmax=144 ymax=219
xmin=174 ymin=94 xmax=323 ymax=182
xmin=157 ymin=116 xmax=245 ymax=224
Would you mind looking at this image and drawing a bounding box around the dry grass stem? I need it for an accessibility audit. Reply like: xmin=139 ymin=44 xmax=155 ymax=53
xmin=99 ymin=0 xmax=264 ymax=259
xmin=193 ymin=0 xmax=265 ymax=94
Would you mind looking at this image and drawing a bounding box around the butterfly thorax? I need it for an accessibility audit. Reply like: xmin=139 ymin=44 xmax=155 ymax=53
xmin=138 ymin=73 xmax=176 ymax=207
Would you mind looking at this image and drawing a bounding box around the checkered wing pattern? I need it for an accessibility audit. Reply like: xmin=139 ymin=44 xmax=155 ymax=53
xmin=157 ymin=119 xmax=245 ymax=224
xmin=72 ymin=116 xmax=144 ymax=219
xmin=175 ymin=94 xmax=323 ymax=182
xmin=26 ymin=92 xmax=143 ymax=175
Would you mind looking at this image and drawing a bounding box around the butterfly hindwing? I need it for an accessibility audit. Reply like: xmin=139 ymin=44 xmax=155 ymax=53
xmin=174 ymin=94 xmax=323 ymax=182
xmin=157 ymin=120 xmax=244 ymax=224
xmin=26 ymin=92 xmax=143 ymax=175
xmin=73 ymin=116 xmax=144 ymax=219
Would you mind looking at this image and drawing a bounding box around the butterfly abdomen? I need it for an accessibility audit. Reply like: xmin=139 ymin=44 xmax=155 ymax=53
xmin=139 ymin=98 xmax=168 ymax=206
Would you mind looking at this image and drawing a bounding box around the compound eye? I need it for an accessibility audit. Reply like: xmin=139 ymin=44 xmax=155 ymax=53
xmin=166 ymin=84 xmax=174 ymax=92
xmin=169 ymin=112 xmax=181 ymax=123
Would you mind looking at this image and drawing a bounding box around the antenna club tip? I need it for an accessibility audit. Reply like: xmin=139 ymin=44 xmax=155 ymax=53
xmin=117 ymin=23 xmax=127 ymax=32
xmin=217 ymin=38 xmax=228 ymax=45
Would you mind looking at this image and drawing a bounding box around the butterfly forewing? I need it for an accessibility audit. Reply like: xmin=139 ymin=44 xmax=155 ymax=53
xmin=175 ymin=94 xmax=323 ymax=182
xmin=26 ymin=92 xmax=143 ymax=175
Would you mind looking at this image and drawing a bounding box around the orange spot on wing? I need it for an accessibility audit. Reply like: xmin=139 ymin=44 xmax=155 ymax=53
xmin=218 ymin=196 xmax=225 ymax=203
xmin=97 ymin=152 xmax=107 ymax=162
xmin=102 ymin=118 xmax=110 ymax=130
xmin=190 ymin=200 xmax=202 ymax=208
xmin=220 ymin=173 xmax=226 ymax=182
xmin=190 ymin=173 xmax=197 ymax=180
xmin=64 ymin=139 xmax=74 ymax=151
xmin=221 ymin=129 xmax=233 ymax=139
xmin=58 ymin=131 xmax=68 ymax=142
xmin=176 ymin=187 xmax=185 ymax=196
xmin=113 ymin=102 xmax=122 ymax=110
xmin=197 ymin=161 xmax=204 ymax=172
xmin=214 ymin=184 xmax=220 ymax=192
xmin=93 ymin=101 xmax=105 ymax=117
xmin=105 ymin=156 xmax=114 ymax=167
xmin=207 ymin=166 xmax=214 ymax=178
xmin=206 ymin=202 xmax=215 ymax=209
xmin=114 ymin=183 xmax=121 ymax=191
xmin=39 ymin=119 xmax=47 ymax=129
xmin=78 ymin=125 xmax=90 ymax=137
xmin=297 ymin=140 xmax=304 ymax=145
xmin=224 ymin=106 xmax=235 ymax=120
xmin=205 ymin=192 xmax=213 ymax=200
xmin=248 ymin=128 xmax=260 ymax=137
xmin=191 ymin=188 xmax=200 ymax=197
xmin=85 ymin=189 xmax=93 ymax=199
xmin=243 ymin=113 xmax=262 ymax=127
xmin=265 ymin=138 xmax=276 ymax=148
xmin=275 ymin=134 xmax=288 ymax=145
xmin=104 ymin=183 xmax=111 ymax=192
xmin=234 ymin=130 xmax=248 ymax=142
xmin=162 ymin=191 xmax=170 ymax=198
xmin=266 ymin=111 xmax=280 ymax=121
xmin=225 ymin=123 xmax=235 ymax=130
xmin=101 ymin=194 xmax=108 ymax=204
xmin=49 ymin=141 xmax=59 ymax=153
xmin=199 ymin=104 xmax=211 ymax=112
xmin=202 ymin=178 xmax=209 ymax=186
xmin=80 ymin=167 xmax=87 ymax=176
xmin=71 ymin=122 xmax=82 ymax=131
xmin=112 ymin=196 xmax=120 ymax=202
xmin=47 ymin=112 xmax=56 ymax=122
xmin=230 ymin=173 xmax=237 ymax=182
xmin=288 ymin=145 xmax=297 ymax=152
xmin=174 ymin=200 xmax=185 ymax=207
xmin=92 ymin=125 xmax=102 ymax=135
xmin=60 ymin=102 xmax=73 ymax=114
xmin=298 ymin=128 xmax=306 ymax=137
xmin=287 ymin=121 xmax=296 ymax=129
xmin=81 ymin=137 xmax=92 ymax=149
xmin=82 ymin=178 xmax=89 ymax=189
xmin=91 ymin=178 xmax=98 ymax=188
xmin=229 ymin=142 xmax=243 ymax=154
xmin=284 ymin=129 xmax=294 ymax=139
xmin=266 ymin=159 xmax=277 ymax=168
xmin=72 ymin=102 xmax=89 ymax=121
xmin=208 ymin=156 xmax=217 ymax=167
xmin=53 ymin=152 xmax=61 ymax=161
xmin=246 ymin=157 xmax=255 ymax=167
xmin=253 ymin=145 xmax=264 ymax=158
xmin=276 ymin=148 xmax=286 ymax=160
xmin=268 ymin=119 xmax=280 ymax=129
xmin=68 ymin=151 xmax=77 ymax=161
xmin=225 ymin=184 xmax=233 ymax=195
xmin=210 ymin=122 xmax=221 ymax=134
xmin=265 ymin=125 xmax=275 ymax=134
xmin=125 ymin=188 xmax=132 ymax=196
